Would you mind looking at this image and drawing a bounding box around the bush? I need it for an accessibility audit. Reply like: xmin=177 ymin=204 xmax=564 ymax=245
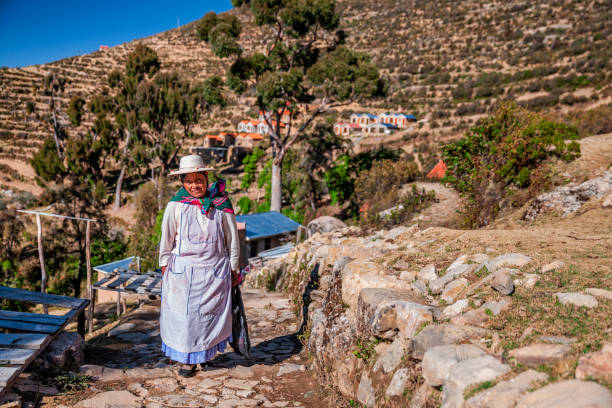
xmin=563 ymin=104 xmax=612 ymax=137
xmin=354 ymin=159 xmax=418 ymax=212
xmin=443 ymin=102 xmax=580 ymax=227
xmin=237 ymin=196 xmax=253 ymax=214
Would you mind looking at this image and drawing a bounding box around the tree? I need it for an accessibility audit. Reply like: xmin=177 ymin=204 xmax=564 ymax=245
xmin=107 ymin=44 xmax=160 ymax=210
xmin=198 ymin=1 xmax=386 ymax=211
xmin=43 ymin=71 xmax=67 ymax=158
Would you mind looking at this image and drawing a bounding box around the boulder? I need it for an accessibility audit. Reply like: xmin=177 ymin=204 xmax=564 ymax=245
xmin=430 ymin=264 xmax=475 ymax=294
xmin=79 ymin=364 xmax=124 ymax=382
xmin=386 ymin=368 xmax=410 ymax=398
xmin=451 ymin=309 xmax=488 ymax=327
xmin=383 ymin=224 xmax=418 ymax=240
xmin=585 ymin=288 xmax=612 ymax=300
xmin=410 ymin=324 xmax=492 ymax=360
xmin=373 ymin=337 xmax=409 ymax=374
xmin=418 ymin=264 xmax=438 ymax=282
xmin=491 ymin=270 xmax=514 ymax=295
xmin=485 ymin=253 xmax=532 ymax=272
xmin=524 ymin=170 xmax=612 ymax=221
xmin=442 ymin=299 xmax=469 ymax=318
xmin=441 ymin=278 xmax=468 ymax=303
xmin=509 ymin=344 xmax=571 ymax=366
xmin=575 ymin=342 xmax=612 ymax=383
xmin=422 ymin=344 xmax=487 ymax=386
xmin=411 ymin=279 xmax=428 ymax=296
xmin=442 ymin=355 xmax=510 ymax=408
xmin=357 ymin=372 xmax=376 ymax=408
xmin=357 ymin=288 xmax=433 ymax=340
xmin=465 ymin=370 xmax=548 ymax=408
xmin=39 ymin=332 xmax=83 ymax=369
xmin=306 ymin=216 xmax=347 ymax=237
xmin=515 ymin=274 xmax=539 ymax=289
xmin=516 ymin=379 xmax=612 ymax=408
xmin=555 ymin=292 xmax=598 ymax=308
xmin=541 ymin=260 xmax=566 ymax=273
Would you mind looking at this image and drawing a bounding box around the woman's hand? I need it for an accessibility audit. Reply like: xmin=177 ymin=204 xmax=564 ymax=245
xmin=231 ymin=270 xmax=240 ymax=287
xmin=161 ymin=266 xmax=166 ymax=276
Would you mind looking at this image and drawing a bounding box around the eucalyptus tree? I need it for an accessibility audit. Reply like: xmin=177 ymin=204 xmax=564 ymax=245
xmin=197 ymin=0 xmax=386 ymax=211
xmin=107 ymin=44 xmax=160 ymax=210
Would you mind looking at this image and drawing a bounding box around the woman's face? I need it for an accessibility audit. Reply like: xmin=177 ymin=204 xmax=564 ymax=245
xmin=183 ymin=172 xmax=208 ymax=198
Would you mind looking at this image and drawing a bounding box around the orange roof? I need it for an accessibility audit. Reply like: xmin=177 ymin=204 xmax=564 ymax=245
xmin=426 ymin=160 xmax=447 ymax=179
xmin=236 ymin=133 xmax=264 ymax=140
xmin=206 ymin=134 xmax=221 ymax=141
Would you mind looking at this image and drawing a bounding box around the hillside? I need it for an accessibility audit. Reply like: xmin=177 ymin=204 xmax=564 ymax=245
xmin=0 ymin=0 xmax=610 ymax=193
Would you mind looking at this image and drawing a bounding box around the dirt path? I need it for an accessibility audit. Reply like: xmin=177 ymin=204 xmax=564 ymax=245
xmin=46 ymin=289 xmax=329 ymax=408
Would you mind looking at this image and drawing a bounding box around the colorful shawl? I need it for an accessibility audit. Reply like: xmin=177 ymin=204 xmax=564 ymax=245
xmin=170 ymin=179 xmax=234 ymax=216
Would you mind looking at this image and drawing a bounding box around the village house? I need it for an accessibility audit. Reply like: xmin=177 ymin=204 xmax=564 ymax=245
xmin=235 ymin=132 xmax=264 ymax=148
xmin=235 ymin=211 xmax=301 ymax=261
xmin=379 ymin=113 xmax=417 ymax=128
xmin=350 ymin=113 xmax=378 ymax=127
xmin=333 ymin=122 xmax=361 ymax=136
xmin=237 ymin=120 xmax=259 ymax=134
xmin=364 ymin=122 xmax=398 ymax=135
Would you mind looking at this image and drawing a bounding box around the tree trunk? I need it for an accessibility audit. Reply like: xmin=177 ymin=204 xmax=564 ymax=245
xmin=112 ymin=131 xmax=132 ymax=211
xmin=112 ymin=165 xmax=126 ymax=211
xmin=157 ymin=167 xmax=164 ymax=211
xmin=270 ymin=161 xmax=282 ymax=212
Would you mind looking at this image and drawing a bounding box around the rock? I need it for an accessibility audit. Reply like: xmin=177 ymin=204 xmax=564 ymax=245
xmin=430 ymin=264 xmax=475 ymax=294
xmin=383 ymin=224 xmax=418 ymax=240
xmin=418 ymin=264 xmax=437 ymax=282
xmin=123 ymin=367 xmax=172 ymax=379
xmin=422 ymin=344 xmax=487 ymax=386
xmin=442 ymin=299 xmax=469 ymax=318
xmin=481 ymin=300 xmax=510 ymax=315
xmin=306 ymin=216 xmax=347 ymax=237
xmin=79 ymin=364 xmax=124 ymax=382
xmin=465 ymin=370 xmax=548 ymax=408
xmin=491 ymin=270 xmax=514 ymax=295
xmin=539 ymin=336 xmax=576 ymax=344
xmin=442 ymin=355 xmax=510 ymax=408
xmin=516 ymin=274 xmax=539 ymax=289
xmin=40 ymin=332 xmax=83 ymax=369
xmin=224 ymin=379 xmax=259 ymax=390
xmin=441 ymin=278 xmax=468 ymax=303
xmin=555 ymin=292 xmax=598 ymax=308
xmin=509 ymin=344 xmax=571 ymax=366
xmin=75 ymin=390 xmax=139 ymax=408
xmin=603 ymin=192 xmax=612 ymax=208
xmin=399 ymin=270 xmax=416 ymax=281
xmin=108 ymin=322 xmax=135 ymax=337
xmin=585 ymin=287 xmax=612 ymax=300
xmin=127 ymin=383 xmax=148 ymax=398
xmin=524 ymin=171 xmax=612 ymax=221
xmin=516 ymin=379 xmax=612 ymax=408
xmin=373 ymin=337 xmax=409 ymax=374
xmin=146 ymin=377 xmax=179 ymax=393
xmin=116 ymin=332 xmax=151 ymax=343
xmin=411 ymin=324 xmax=492 ymax=360
xmin=541 ymin=260 xmax=566 ymax=273
xmin=357 ymin=288 xmax=432 ymax=340
xmin=357 ymin=372 xmax=376 ymax=408
xmin=411 ymin=279 xmax=428 ymax=296
xmin=277 ymin=363 xmax=306 ymax=376
xmin=485 ymin=253 xmax=532 ymax=272
xmin=451 ymin=308 xmax=488 ymax=327
xmin=575 ymin=342 xmax=612 ymax=383
xmin=386 ymin=368 xmax=409 ymax=398
xmin=410 ymin=382 xmax=433 ymax=408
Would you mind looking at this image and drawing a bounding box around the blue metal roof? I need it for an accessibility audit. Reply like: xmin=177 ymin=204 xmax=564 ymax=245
xmin=403 ymin=114 xmax=417 ymax=120
xmin=236 ymin=211 xmax=301 ymax=240
xmin=94 ymin=256 xmax=136 ymax=274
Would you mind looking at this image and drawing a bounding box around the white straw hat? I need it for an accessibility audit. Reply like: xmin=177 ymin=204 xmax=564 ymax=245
xmin=169 ymin=155 xmax=215 ymax=176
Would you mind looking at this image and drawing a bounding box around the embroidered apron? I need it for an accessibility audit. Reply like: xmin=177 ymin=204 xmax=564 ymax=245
xmin=160 ymin=205 xmax=232 ymax=353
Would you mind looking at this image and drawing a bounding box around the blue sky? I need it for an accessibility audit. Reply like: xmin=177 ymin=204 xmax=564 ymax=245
xmin=0 ymin=0 xmax=233 ymax=68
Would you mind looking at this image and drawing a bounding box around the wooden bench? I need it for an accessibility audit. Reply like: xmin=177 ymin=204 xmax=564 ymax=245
xmin=0 ymin=286 xmax=89 ymax=399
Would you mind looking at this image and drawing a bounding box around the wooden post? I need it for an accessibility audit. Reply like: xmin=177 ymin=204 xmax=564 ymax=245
xmin=86 ymin=220 xmax=93 ymax=334
xmin=116 ymin=292 xmax=121 ymax=317
xmin=36 ymin=214 xmax=48 ymax=315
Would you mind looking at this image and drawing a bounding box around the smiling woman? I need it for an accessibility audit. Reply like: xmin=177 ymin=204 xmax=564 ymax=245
xmin=158 ymin=154 xmax=240 ymax=377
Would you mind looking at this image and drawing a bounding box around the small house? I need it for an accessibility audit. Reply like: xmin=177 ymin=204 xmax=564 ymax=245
xmin=237 ymin=120 xmax=259 ymax=134
xmin=364 ymin=122 xmax=397 ymax=135
xmin=350 ymin=113 xmax=378 ymax=127
xmin=334 ymin=122 xmax=361 ymax=136
xmin=235 ymin=133 xmax=264 ymax=148
xmin=235 ymin=211 xmax=301 ymax=262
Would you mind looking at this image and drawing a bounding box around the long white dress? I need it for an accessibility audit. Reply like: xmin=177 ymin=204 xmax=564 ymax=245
xmin=158 ymin=202 xmax=239 ymax=363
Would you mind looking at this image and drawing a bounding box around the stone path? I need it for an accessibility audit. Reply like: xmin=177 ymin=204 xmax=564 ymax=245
xmin=45 ymin=289 xmax=327 ymax=408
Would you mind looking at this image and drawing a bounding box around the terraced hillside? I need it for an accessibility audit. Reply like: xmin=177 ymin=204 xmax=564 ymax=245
xmin=0 ymin=0 xmax=610 ymax=188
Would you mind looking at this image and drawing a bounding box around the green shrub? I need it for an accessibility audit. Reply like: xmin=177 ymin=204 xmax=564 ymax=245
xmin=241 ymin=147 xmax=265 ymax=189
xmin=443 ymin=102 xmax=580 ymax=227
xmin=237 ymin=196 xmax=253 ymax=214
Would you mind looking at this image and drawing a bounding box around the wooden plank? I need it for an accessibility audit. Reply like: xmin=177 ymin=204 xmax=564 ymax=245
xmin=124 ymin=275 xmax=148 ymax=292
xmin=106 ymin=274 xmax=133 ymax=289
xmin=0 ymin=348 xmax=36 ymax=365
xmin=0 ymin=334 xmax=49 ymax=349
xmin=145 ymin=277 xmax=161 ymax=291
xmin=0 ymin=367 xmax=20 ymax=387
xmin=0 ymin=319 xmax=59 ymax=334
xmin=0 ymin=310 xmax=66 ymax=325
xmin=0 ymin=286 xmax=85 ymax=309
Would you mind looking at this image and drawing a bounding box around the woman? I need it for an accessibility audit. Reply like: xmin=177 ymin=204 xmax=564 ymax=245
xmin=159 ymin=154 xmax=240 ymax=377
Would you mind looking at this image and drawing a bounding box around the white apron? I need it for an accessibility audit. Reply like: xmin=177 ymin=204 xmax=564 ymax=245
xmin=160 ymin=205 xmax=232 ymax=354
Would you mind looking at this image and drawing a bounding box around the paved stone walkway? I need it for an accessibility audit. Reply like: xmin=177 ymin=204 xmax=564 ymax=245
xmin=46 ymin=289 xmax=327 ymax=408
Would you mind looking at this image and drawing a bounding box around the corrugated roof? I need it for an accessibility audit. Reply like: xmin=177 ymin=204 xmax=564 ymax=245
xmin=235 ymin=211 xmax=301 ymax=240
xmin=94 ymin=256 xmax=136 ymax=274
